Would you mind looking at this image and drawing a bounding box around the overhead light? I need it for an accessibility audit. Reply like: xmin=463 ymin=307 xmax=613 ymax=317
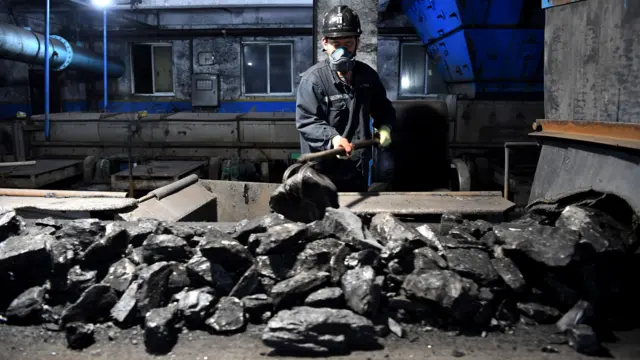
xmin=91 ymin=0 xmax=112 ymax=8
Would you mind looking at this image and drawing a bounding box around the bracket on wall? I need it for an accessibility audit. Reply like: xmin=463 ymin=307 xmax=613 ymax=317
xmin=541 ymin=0 xmax=587 ymax=9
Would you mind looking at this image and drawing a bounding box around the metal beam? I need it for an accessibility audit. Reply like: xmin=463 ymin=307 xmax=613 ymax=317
xmin=63 ymin=0 xmax=157 ymax=28
xmin=530 ymin=120 xmax=640 ymax=150
xmin=109 ymin=0 xmax=312 ymax=10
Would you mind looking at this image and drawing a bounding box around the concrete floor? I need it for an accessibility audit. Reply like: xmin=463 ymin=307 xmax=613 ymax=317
xmin=1 ymin=323 xmax=639 ymax=360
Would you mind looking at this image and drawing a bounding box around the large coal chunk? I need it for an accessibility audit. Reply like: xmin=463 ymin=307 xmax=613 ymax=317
xmin=175 ymin=288 xmax=216 ymax=329
xmin=557 ymin=300 xmax=594 ymax=333
xmin=341 ymin=266 xmax=380 ymax=315
xmin=199 ymin=236 xmax=254 ymax=276
xmin=402 ymin=270 xmax=479 ymax=321
xmin=413 ymin=247 xmax=447 ymax=272
xmin=123 ymin=219 xmax=165 ymax=247
xmin=440 ymin=213 xmax=464 ymax=235
xmin=369 ymin=213 xmax=427 ymax=259
xmin=205 ymin=296 xmax=245 ymax=333
xmin=567 ymin=324 xmax=601 ymax=355
xmin=247 ymin=223 xmax=308 ymax=255
xmin=142 ymin=234 xmax=190 ymax=263
xmin=102 ymin=258 xmax=136 ymax=293
xmin=270 ymin=272 xmax=330 ymax=308
xmin=60 ymin=284 xmax=118 ymax=325
xmin=65 ymin=322 xmax=95 ymax=350
xmin=321 ymin=208 xmax=383 ymax=250
xmin=290 ymin=239 xmax=345 ymax=277
xmin=516 ymin=302 xmax=562 ymax=324
xmin=234 ymin=213 xmax=291 ymax=245
xmin=56 ymin=219 xmax=105 ymax=248
xmin=111 ymin=280 xmax=141 ymax=325
xmin=82 ymin=223 xmax=129 ymax=267
xmin=4 ymin=286 xmax=46 ymax=324
xmin=135 ymin=262 xmax=173 ymax=315
xmin=494 ymin=224 xmax=580 ymax=267
xmin=270 ymin=166 xmax=339 ymax=223
xmin=144 ymin=304 xmax=179 ymax=354
xmin=0 ymin=208 xmax=23 ymax=242
xmin=67 ymin=265 xmax=98 ymax=300
xmin=304 ymin=287 xmax=344 ymax=308
xmin=186 ymin=252 xmax=234 ymax=293
xmin=243 ymin=294 xmax=274 ymax=324
xmin=0 ymin=233 xmax=51 ymax=271
xmin=415 ymin=224 xmax=445 ymax=252
xmin=263 ymin=306 xmax=379 ymax=355
xmin=229 ymin=266 xmax=260 ymax=298
xmin=491 ymin=258 xmax=526 ymax=293
xmin=556 ymin=205 xmax=633 ymax=253
xmin=445 ymin=248 xmax=499 ymax=285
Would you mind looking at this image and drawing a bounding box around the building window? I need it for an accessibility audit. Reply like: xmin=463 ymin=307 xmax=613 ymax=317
xmin=399 ymin=43 xmax=427 ymax=96
xmin=131 ymin=43 xmax=174 ymax=95
xmin=242 ymin=42 xmax=293 ymax=95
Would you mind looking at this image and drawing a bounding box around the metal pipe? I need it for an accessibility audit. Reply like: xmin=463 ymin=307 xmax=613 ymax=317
xmin=103 ymin=9 xmax=108 ymax=112
xmin=108 ymin=0 xmax=312 ymax=9
xmin=503 ymin=141 xmax=539 ymax=200
xmin=0 ymin=161 xmax=36 ymax=168
xmin=0 ymin=188 xmax=127 ymax=198
xmin=312 ymin=0 xmax=317 ymax=64
xmin=45 ymin=0 xmax=51 ymax=141
xmin=0 ymin=23 xmax=125 ymax=77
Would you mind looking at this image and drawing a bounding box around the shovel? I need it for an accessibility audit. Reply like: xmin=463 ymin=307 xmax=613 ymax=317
xmin=282 ymin=138 xmax=380 ymax=182
xmin=272 ymin=137 xmax=380 ymax=223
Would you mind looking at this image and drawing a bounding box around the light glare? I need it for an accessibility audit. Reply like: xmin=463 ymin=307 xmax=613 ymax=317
xmin=91 ymin=0 xmax=112 ymax=8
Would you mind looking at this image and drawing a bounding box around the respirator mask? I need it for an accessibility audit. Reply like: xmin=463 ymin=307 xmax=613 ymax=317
xmin=329 ymin=47 xmax=356 ymax=73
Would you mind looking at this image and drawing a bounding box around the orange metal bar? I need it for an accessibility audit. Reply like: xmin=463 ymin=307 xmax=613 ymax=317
xmin=530 ymin=120 xmax=640 ymax=150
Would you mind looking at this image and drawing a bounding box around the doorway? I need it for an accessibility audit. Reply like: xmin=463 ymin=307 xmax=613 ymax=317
xmin=29 ymin=69 xmax=61 ymax=115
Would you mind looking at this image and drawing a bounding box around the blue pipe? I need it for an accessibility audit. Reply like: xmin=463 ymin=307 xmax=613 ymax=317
xmin=103 ymin=9 xmax=108 ymax=112
xmin=44 ymin=0 xmax=50 ymax=140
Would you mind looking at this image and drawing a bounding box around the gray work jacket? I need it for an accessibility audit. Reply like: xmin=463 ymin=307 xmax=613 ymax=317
xmin=295 ymin=58 xmax=396 ymax=179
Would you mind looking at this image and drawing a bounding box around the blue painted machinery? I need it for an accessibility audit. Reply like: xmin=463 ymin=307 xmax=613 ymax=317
xmin=401 ymin=0 xmax=545 ymax=96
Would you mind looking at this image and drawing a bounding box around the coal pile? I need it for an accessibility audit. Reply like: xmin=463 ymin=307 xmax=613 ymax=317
xmin=0 ymin=205 xmax=638 ymax=356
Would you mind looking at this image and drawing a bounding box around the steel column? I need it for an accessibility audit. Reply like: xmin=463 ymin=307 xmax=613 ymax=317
xmin=103 ymin=9 xmax=108 ymax=112
xmin=45 ymin=0 xmax=51 ymax=141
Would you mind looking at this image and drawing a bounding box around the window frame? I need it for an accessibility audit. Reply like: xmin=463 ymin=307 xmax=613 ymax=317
xmin=240 ymin=41 xmax=295 ymax=96
xmin=398 ymin=42 xmax=429 ymax=97
xmin=130 ymin=42 xmax=176 ymax=96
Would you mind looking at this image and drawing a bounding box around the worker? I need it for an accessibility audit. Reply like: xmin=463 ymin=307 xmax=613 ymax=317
xmin=295 ymin=5 xmax=396 ymax=192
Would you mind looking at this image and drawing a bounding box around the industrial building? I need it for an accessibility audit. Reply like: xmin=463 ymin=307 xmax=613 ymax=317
xmin=0 ymin=0 xmax=552 ymax=214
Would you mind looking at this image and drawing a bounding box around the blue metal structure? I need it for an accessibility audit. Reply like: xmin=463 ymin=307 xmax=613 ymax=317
xmin=45 ymin=0 xmax=50 ymax=140
xmin=541 ymin=0 xmax=586 ymax=9
xmin=103 ymin=9 xmax=108 ymax=112
xmin=401 ymin=0 xmax=545 ymax=95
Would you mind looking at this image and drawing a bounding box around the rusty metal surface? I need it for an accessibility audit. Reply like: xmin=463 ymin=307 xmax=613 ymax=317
xmin=111 ymin=161 xmax=206 ymax=191
xmin=531 ymin=120 xmax=640 ymax=150
xmin=0 ymin=159 xmax=83 ymax=188
xmin=340 ymin=191 xmax=514 ymax=216
xmin=200 ymin=180 xmax=278 ymax=222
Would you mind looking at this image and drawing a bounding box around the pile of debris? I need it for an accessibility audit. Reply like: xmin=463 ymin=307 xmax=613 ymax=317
xmin=0 ymin=204 xmax=637 ymax=356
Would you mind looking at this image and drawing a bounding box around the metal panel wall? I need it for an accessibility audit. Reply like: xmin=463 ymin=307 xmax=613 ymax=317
xmin=544 ymin=0 xmax=640 ymax=124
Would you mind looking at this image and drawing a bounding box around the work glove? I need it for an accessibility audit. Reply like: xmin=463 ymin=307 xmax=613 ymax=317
xmin=331 ymin=135 xmax=352 ymax=159
xmin=375 ymin=125 xmax=392 ymax=148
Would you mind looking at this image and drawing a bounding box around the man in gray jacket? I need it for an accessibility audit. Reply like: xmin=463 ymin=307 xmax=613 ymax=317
xmin=295 ymin=5 xmax=396 ymax=192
